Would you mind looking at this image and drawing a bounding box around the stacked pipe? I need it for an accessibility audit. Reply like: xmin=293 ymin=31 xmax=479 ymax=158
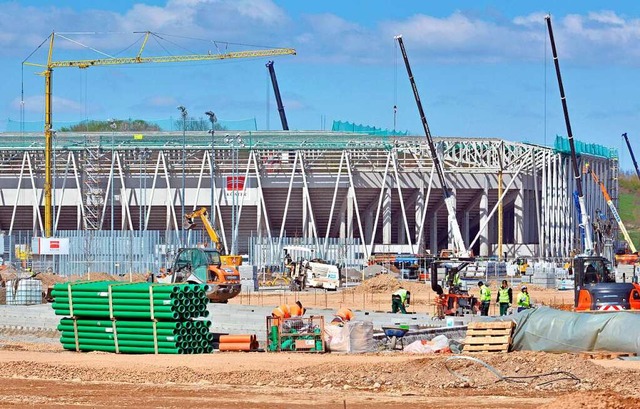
xmin=218 ymin=334 xmax=259 ymax=352
xmin=51 ymin=281 xmax=213 ymax=354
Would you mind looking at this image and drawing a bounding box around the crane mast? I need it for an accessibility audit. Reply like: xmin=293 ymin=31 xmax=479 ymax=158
xmin=394 ymin=35 xmax=468 ymax=257
xmin=622 ymin=133 xmax=640 ymax=181
xmin=545 ymin=15 xmax=594 ymax=254
xmin=266 ymin=60 xmax=289 ymax=130
xmin=24 ymin=31 xmax=296 ymax=237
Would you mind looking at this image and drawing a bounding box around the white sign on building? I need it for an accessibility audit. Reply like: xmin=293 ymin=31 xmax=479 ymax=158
xmin=31 ymin=237 xmax=70 ymax=255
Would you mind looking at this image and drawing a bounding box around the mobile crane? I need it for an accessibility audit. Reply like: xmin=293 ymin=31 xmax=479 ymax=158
xmin=394 ymin=35 xmax=469 ymax=258
xmin=167 ymin=207 xmax=242 ymax=303
xmin=395 ymin=35 xmax=478 ymax=317
xmin=546 ymin=15 xmax=640 ymax=311
xmin=266 ymin=61 xmax=289 ymax=130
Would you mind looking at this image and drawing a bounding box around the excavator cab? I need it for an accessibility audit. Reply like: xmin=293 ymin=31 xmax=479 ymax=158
xmin=574 ymin=255 xmax=640 ymax=311
xmin=171 ymin=248 xmax=241 ymax=303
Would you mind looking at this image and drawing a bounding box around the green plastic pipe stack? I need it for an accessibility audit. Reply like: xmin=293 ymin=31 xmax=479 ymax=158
xmin=53 ymin=281 xmax=213 ymax=354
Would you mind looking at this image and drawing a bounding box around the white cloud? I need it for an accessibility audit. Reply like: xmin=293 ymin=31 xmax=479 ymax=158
xmin=12 ymin=95 xmax=85 ymax=114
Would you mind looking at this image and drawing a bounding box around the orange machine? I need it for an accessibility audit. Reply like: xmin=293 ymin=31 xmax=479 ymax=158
xmin=574 ymin=255 xmax=640 ymax=311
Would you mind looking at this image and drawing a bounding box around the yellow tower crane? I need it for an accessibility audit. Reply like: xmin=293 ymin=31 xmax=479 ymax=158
xmin=24 ymin=31 xmax=296 ymax=237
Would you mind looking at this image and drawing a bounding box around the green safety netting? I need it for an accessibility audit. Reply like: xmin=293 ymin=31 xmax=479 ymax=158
xmin=331 ymin=120 xmax=408 ymax=137
xmin=554 ymin=135 xmax=617 ymax=159
xmin=5 ymin=117 xmax=258 ymax=133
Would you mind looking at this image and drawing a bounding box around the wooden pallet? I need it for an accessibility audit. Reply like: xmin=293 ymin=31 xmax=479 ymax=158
xmin=463 ymin=321 xmax=514 ymax=353
xmin=579 ymin=351 xmax=637 ymax=360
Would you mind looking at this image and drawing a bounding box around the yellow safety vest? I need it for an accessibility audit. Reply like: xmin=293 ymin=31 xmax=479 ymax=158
xmin=480 ymin=285 xmax=491 ymax=302
xmin=517 ymin=292 xmax=530 ymax=308
xmin=393 ymin=289 xmax=408 ymax=304
xmin=498 ymin=288 xmax=510 ymax=303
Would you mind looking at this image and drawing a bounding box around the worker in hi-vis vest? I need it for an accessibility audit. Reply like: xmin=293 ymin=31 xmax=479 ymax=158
xmin=496 ymin=280 xmax=513 ymax=316
xmin=391 ymin=287 xmax=410 ymax=314
xmin=477 ymin=281 xmax=491 ymax=316
xmin=517 ymin=286 xmax=531 ymax=312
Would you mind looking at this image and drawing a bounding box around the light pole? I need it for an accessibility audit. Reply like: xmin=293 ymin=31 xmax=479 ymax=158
xmin=177 ymin=106 xmax=188 ymax=246
xmin=224 ymin=133 xmax=244 ymax=255
xmin=205 ymin=111 xmax=217 ymax=229
xmin=109 ymin=119 xmax=116 ymax=274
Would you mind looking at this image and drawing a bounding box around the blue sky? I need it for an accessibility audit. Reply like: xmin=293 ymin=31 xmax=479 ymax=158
xmin=5 ymin=1 xmax=640 ymax=171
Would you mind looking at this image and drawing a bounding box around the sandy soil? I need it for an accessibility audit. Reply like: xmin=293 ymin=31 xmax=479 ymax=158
xmin=231 ymin=274 xmax=575 ymax=314
xmin=2 ymin=273 xmax=636 ymax=408
xmin=0 ymin=336 xmax=639 ymax=408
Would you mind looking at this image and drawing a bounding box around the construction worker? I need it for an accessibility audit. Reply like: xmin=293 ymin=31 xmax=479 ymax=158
xmin=516 ymin=286 xmax=532 ymax=312
xmin=391 ymin=287 xmax=410 ymax=314
xmin=331 ymin=307 xmax=354 ymax=326
xmin=496 ymin=280 xmax=512 ymax=316
xmin=271 ymin=300 xmax=306 ymax=319
xmin=477 ymin=281 xmax=491 ymax=316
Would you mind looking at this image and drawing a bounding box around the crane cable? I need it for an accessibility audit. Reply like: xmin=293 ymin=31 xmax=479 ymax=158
xmin=444 ymin=355 xmax=580 ymax=387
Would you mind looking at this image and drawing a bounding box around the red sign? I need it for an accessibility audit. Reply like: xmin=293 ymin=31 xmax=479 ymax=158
xmin=226 ymin=176 xmax=245 ymax=191
xmin=50 ymin=240 xmax=60 ymax=249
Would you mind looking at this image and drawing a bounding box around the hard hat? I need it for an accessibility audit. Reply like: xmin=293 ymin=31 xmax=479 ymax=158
xmin=521 ymin=286 xmax=527 ymax=290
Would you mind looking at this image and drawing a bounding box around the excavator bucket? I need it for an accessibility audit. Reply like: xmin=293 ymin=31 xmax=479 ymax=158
xmin=183 ymin=217 xmax=196 ymax=230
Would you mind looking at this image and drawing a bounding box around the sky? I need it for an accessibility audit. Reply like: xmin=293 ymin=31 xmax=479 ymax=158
xmin=4 ymin=0 xmax=640 ymax=171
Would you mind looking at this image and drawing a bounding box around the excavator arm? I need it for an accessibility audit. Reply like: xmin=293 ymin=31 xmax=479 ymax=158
xmin=184 ymin=207 xmax=223 ymax=252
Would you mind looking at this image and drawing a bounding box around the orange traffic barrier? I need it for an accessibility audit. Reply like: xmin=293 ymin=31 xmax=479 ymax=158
xmin=219 ymin=334 xmax=256 ymax=343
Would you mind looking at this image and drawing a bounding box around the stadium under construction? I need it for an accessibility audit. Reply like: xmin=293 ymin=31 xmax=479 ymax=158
xmin=0 ymin=130 xmax=619 ymax=274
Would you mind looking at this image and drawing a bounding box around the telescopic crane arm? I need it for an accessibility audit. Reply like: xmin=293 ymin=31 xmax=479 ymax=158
xmin=545 ymin=15 xmax=594 ymax=254
xmin=394 ymin=35 xmax=468 ymax=257
xmin=622 ymin=133 xmax=640 ymax=181
xmin=586 ymin=165 xmax=637 ymax=253
xmin=266 ymin=60 xmax=289 ymax=130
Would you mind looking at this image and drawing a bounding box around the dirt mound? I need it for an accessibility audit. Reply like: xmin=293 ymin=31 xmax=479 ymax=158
xmin=352 ymin=274 xmax=401 ymax=294
xmin=36 ymin=272 xmax=148 ymax=289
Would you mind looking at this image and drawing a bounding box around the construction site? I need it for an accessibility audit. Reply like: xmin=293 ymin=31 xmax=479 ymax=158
xmin=0 ymin=15 xmax=639 ymax=409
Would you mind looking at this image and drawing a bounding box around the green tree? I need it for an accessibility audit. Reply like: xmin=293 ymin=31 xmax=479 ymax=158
xmin=60 ymin=119 xmax=161 ymax=132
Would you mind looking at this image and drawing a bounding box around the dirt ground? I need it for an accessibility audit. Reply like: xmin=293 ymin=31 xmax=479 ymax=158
xmin=2 ymin=272 xmax=637 ymax=408
xmin=0 ymin=332 xmax=640 ymax=408
xmin=231 ymin=274 xmax=575 ymax=314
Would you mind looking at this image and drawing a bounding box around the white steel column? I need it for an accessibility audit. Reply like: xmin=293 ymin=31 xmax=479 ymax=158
xmin=514 ymin=184 xmax=524 ymax=243
xmin=367 ymin=151 xmax=391 ymax=257
xmin=278 ymin=151 xmax=299 ymax=250
xmin=414 ymin=181 xmax=425 ymax=253
xmin=323 ymin=151 xmax=345 ymax=257
xmin=391 ymin=152 xmax=413 ymax=249
xmin=252 ymin=151 xmax=273 ymax=257
xmin=479 ymin=176 xmax=489 ymax=256
xmin=382 ymin=187 xmax=391 ymax=244
xmin=345 ymin=152 xmax=369 ymax=260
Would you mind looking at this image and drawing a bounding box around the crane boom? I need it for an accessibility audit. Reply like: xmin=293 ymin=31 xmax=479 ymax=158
xmin=587 ymin=166 xmax=637 ymax=253
xmin=266 ymin=60 xmax=289 ymax=130
xmin=545 ymin=15 xmax=594 ymax=254
xmin=394 ymin=35 xmax=468 ymax=257
xmin=24 ymin=31 xmax=296 ymax=238
xmin=622 ymin=133 xmax=640 ymax=181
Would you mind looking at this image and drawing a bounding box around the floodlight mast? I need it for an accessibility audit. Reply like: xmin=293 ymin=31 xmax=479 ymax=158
xmin=23 ymin=31 xmax=296 ymax=237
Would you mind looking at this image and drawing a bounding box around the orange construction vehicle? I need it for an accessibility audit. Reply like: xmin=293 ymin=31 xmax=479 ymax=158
xmin=168 ymin=208 xmax=242 ymax=303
